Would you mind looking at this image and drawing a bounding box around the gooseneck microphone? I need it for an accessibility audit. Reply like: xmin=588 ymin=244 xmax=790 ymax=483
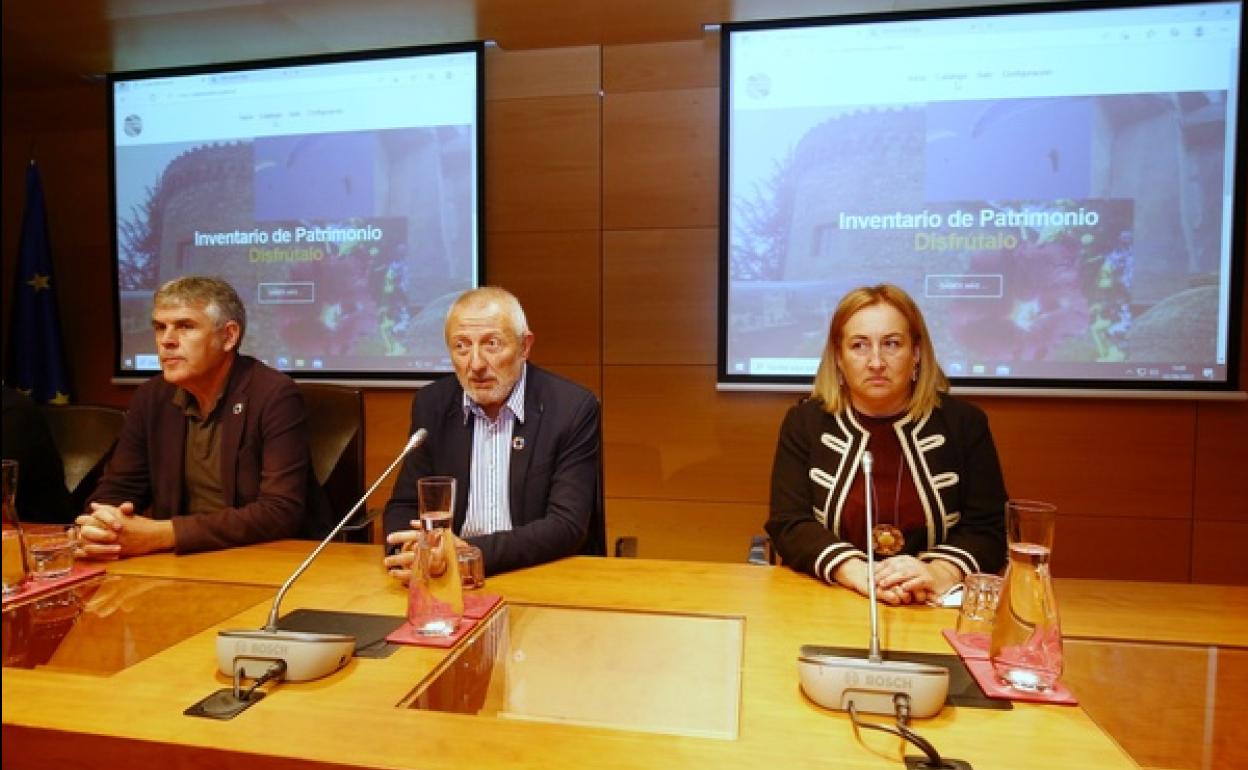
xmin=216 ymin=429 xmax=428 ymax=683
xmin=797 ymin=449 xmax=950 ymax=718
xmin=862 ymin=450 xmax=883 ymax=664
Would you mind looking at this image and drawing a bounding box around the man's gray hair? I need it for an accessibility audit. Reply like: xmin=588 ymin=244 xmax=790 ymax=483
xmin=153 ymin=276 xmax=247 ymax=344
xmin=445 ymin=286 xmax=530 ymax=341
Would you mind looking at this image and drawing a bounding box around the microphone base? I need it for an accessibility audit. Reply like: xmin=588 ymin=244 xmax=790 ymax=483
xmin=798 ymin=651 xmax=950 ymax=719
xmin=217 ymin=628 xmax=355 ymax=682
xmin=184 ymin=687 xmax=266 ymax=720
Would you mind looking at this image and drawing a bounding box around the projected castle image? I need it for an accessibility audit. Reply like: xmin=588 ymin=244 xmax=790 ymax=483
xmin=116 ymin=126 xmax=475 ymax=368
xmin=728 ymin=92 xmax=1227 ymax=372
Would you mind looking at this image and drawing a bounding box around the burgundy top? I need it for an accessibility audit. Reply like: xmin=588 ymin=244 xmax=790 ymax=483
xmin=839 ymin=411 xmax=926 ymax=554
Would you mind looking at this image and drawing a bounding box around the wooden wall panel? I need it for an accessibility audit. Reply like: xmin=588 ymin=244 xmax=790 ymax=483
xmin=602 ymin=88 xmax=718 ymax=229
xmin=488 ymin=230 xmax=601 ymax=366
xmin=486 ymin=45 xmax=600 ymax=100
xmin=1050 ymin=516 xmax=1191 ymax=581
xmin=473 ymin=3 xmax=606 ymax=50
xmin=602 ymin=228 xmax=716 ymax=365
xmin=975 ymin=398 xmax=1196 ymax=519
xmin=1193 ymin=400 xmax=1248 ymax=523
xmin=536 ymin=365 xmax=602 ymax=400
xmin=486 ymin=95 xmax=601 ymax=233
xmin=476 ymin=1 xmax=719 ymax=50
xmin=602 ymin=38 xmax=718 ymax=92
xmin=1 ymin=82 xmax=108 ymax=135
xmin=595 ymin=1 xmax=733 ymax=46
xmin=1191 ymin=521 xmax=1248 ymax=584
xmin=603 ymin=365 xmax=792 ymax=503
xmin=605 ymin=498 xmax=766 ymax=563
xmin=362 ymin=389 xmax=418 ymax=508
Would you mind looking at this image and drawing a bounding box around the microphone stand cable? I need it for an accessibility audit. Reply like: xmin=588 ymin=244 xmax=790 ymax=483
xmin=847 ymin=693 xmax=949 ymax=769
xmin=232 ymin=659 xmax=288 ymax=702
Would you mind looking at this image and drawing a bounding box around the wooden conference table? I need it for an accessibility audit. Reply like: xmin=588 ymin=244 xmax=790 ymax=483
xmin=3 ymin=541 xmax=1246 ymax=770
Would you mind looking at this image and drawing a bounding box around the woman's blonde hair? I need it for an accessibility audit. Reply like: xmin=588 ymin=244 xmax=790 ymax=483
xmin=811 ymin=284 xmax=948 ymax=420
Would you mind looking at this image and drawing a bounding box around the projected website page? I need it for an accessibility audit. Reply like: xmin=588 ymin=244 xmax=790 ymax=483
xmin=725 ymin=2 xmax=1241 ymax=386
xmin=112 ymin=49 xmax=479 ymax=376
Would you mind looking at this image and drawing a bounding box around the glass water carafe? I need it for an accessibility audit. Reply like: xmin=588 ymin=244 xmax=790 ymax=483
xmin=989 ymin=500 xmax=1063 ymax=692
xmin=409 ymin=476 xmax=464 ymax=635
xmin=407 ymin=526 xmax=464 ymax=636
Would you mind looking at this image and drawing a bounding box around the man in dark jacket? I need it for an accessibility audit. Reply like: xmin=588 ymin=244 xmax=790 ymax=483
xmin=78 ymin=276 xmax=319 ymax=558
xmin=382 ymin=287 xmax=602 ymax=577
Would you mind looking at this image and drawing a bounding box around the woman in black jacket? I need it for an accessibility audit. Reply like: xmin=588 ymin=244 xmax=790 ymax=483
xmin=767 ymin=284 xmax=1007 ymax=605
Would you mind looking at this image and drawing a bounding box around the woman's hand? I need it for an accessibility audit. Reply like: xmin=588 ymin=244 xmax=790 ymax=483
xmin=874 ymin=555 xmax=963 ymax=605
xmin=833 ymin=558 xmax=908 ymax=605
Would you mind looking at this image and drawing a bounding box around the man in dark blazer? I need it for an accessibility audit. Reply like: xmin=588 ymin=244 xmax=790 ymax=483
xmin=383 ymin=287 xmax=602 ymax=577
xmin=77 ymin=277 xmax=322 ymax=558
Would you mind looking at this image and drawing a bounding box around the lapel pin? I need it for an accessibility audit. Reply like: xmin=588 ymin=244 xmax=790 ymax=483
xmin=232 ymin=402 xmax=244 ymax=415
xmin=512 ymin=436 xmax=525 ymax=451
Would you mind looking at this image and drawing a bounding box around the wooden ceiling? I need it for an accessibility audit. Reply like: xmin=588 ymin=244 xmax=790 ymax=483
xmin=2 ymin=0 xmax=943 ymax=89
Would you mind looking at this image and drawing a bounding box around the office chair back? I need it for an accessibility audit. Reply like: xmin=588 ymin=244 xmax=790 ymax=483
xmin=297 ymin=383 xmax=367 ymax=541
xmin=40 ymin=404 xmax=126 ymax=514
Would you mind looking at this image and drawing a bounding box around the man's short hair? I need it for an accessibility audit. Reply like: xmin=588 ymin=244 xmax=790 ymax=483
xmin=153 ymin=276 xmax=247 ymax=344
xmin=444 ymin=286 xmax=530 ymax=341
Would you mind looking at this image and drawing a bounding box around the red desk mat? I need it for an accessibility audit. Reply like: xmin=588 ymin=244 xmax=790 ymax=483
xmin=386 ymin=593 xmax=503 ymax=648
xmin=463 ymin=591 xmax=502 ymax=619
xmin=941 ymin=629 xmax=1078 ymax=705
xmin=943 ymin=628 xmax=992 ymax=660
xmin=2 ymin=563 xmax=105 ymax=607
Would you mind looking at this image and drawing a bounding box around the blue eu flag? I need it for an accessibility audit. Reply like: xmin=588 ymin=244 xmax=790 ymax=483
xmin=5 ymin=162 xmax=72 ymax=404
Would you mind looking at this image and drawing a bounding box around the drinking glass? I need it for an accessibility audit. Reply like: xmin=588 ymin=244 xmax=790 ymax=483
xmin=24 ymin=524 xmax=76 ymax=580
xmin=457 ymin=542 xmax=484 ymax=590
xmin=989 ymin=499 xmax=1063 ymax=692
xmin=955 ymin=572 xmax=1003 ymax=651
xmin=417 ymin=476 xmax=456 ymax=531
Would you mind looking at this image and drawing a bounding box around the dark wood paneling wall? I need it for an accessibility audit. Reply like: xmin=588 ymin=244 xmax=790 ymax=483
xmin=3 ymin=37 xmax=1245 ymax=583
xmin=603 ymin=228 xmax=717 ymax=365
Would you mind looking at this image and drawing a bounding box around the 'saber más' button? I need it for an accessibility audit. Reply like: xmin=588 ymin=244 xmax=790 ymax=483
xmin=924 ymin=274 xmax=1003 ymax=298
xmin=257 ymin=282 xmax=315 ymax=304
